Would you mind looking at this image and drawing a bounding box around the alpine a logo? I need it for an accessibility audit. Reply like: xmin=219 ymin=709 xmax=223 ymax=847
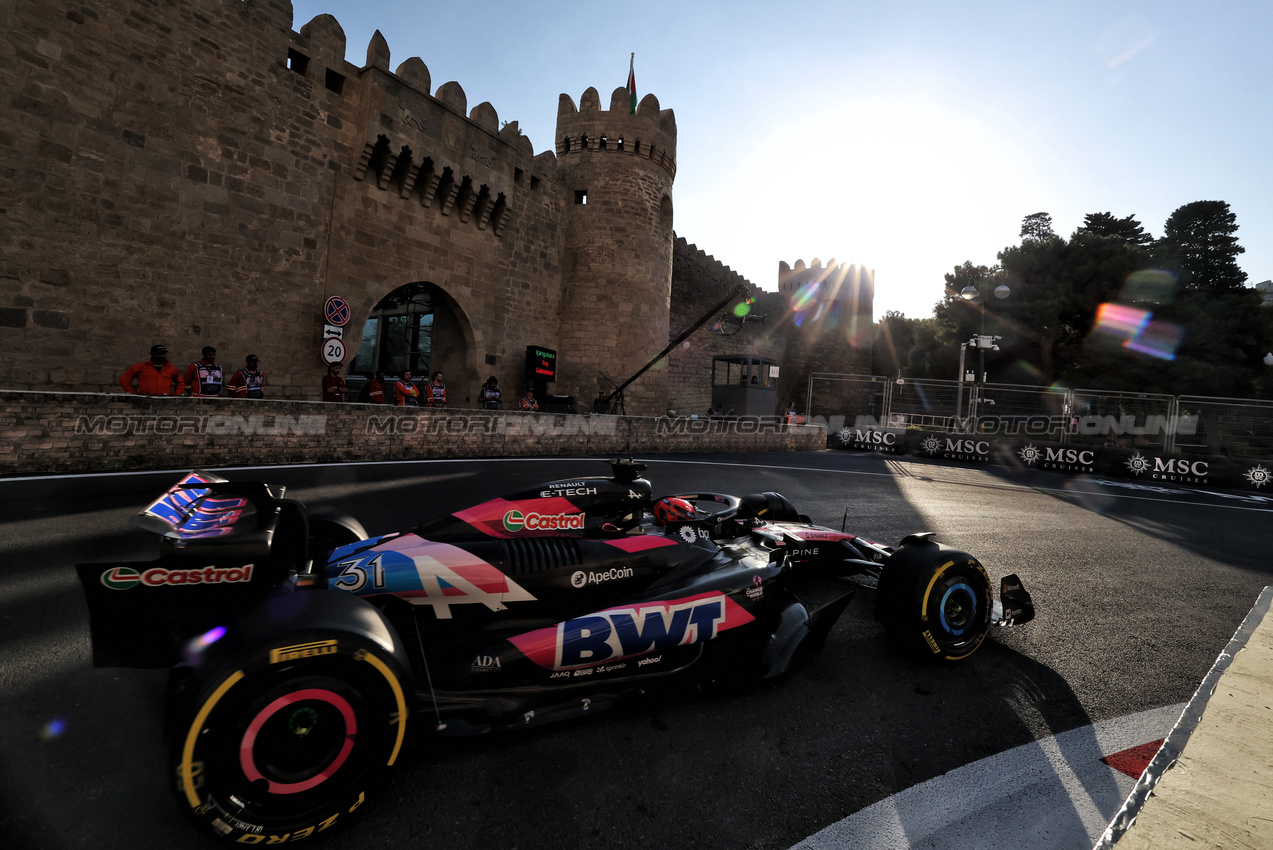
xmin=99 ymin=564 xmax=254 ymax=590
xmin=502 ymin=510 xmax=584 ymax=532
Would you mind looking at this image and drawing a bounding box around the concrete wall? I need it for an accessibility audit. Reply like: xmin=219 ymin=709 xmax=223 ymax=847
xmin=0 ymin=391 xmax=825 ymax=476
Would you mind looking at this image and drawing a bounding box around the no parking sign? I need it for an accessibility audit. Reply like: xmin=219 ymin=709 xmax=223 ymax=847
xmin=324 ymin=296 xmax=350 ymax=326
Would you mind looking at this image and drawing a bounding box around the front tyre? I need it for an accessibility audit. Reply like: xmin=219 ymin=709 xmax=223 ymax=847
xmin=172 ymin=631 xmax=408 ymax=843
xmin=875 ymin=543 xmax=993 ymax=661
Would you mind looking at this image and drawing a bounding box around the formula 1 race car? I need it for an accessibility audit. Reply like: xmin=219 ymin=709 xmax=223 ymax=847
xmin=77 ymin=459 xmax=1034 ymax=843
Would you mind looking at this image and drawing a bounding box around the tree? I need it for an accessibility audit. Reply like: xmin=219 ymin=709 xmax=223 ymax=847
xmin=870 ymin=311 xmax=916 ymax=375
xmin=1020 ymin=212 xmax=1055 ymax=242
xmin=1157 ymin=200 xmax=1247 ymax=292
xmin=871 ymin=312 xmax=942 ymax=377
xmin=1078 ymin=212 xmax=1153 ymax=247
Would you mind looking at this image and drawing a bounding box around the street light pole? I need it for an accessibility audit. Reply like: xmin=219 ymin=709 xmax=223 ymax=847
xmin=959 ymin=280 xmax=1011 ymax=383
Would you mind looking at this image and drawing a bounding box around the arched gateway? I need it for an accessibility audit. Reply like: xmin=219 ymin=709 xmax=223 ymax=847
xmin=350 ymin=281 xmax=476 ymax=402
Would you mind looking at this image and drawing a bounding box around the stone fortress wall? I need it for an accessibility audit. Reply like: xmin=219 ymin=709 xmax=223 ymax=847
xmin=0 ymin=0 xmax=872 ymax=422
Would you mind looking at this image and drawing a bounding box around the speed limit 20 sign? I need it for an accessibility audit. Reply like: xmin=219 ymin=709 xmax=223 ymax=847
xmin=321 ymin=336 xmax=346 ymax=365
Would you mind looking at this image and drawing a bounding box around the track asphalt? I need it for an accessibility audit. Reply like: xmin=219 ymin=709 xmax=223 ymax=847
xmin=793 ymin=586 xmax=1272 ymax=850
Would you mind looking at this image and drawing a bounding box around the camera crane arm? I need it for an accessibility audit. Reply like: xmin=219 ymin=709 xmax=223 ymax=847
xmin=595 ymin=283 xmax=750 ymax=414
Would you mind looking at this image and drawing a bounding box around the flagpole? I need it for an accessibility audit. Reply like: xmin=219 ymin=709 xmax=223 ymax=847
xmin=627 ymin=53 xmax=636 ymax=114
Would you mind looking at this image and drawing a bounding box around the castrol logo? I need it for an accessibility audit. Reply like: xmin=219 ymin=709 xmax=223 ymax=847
xmin=502 ymin=510 xmax=585 ymax=532
xmin=99 ymin=564 xmax=255 ymax=590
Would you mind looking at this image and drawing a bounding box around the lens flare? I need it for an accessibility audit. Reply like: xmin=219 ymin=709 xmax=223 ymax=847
xmin=1090 ymin=303 xmax=1182 ymax=361
xmin=789 ymin=281 xmax=820 ymax=312
xmin=183 ymin=625 xmax=228 ymax=665
xmin=1124 ymin=320 xmax=1183 ymax=361
xmin=40 ymin=717 xmax=67 ymax=741
xmin=1093 ymin=303 xmax=1150 ymax=340
xmin=1120 ymin=269 xmax=1178 ymax=305
xmin=733 ymin=301 xmax=751 ymax=318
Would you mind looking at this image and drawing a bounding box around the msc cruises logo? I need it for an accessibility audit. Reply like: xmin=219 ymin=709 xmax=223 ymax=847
xmin=1243 ymin=464 xmax=1270 ymax=488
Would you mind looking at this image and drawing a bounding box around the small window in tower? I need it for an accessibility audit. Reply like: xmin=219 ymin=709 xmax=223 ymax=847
xmin=530 ymin=176 xmax=540 ymax=191
xmin=575 ymin=190 xmax=588 ymax=205
xmin=325 ymin=68 xmax=345 ymax=94
xmin=287 ymin=49 xmax=309 ymax=76
xmin=514 ymin=167 xmax=525 ymax=186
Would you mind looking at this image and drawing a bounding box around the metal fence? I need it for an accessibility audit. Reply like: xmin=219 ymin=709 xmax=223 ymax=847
xmin=807 ymin=372 xmax=1273 ymax=463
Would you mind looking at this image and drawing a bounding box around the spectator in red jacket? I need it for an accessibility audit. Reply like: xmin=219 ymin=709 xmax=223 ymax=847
xmin=394 ymin=371 xmax=420 ymax=407
xmin=226 ymin=354 xmax=265 ymax=399
xmin=321 ymin=363 xmax=347 ymax=402
xmin=426 ymin=371 xmax=447 ymax=408
xmin=184 ymin=346 xmax=223 ymax=397
xmin=120 ymin=344 xmax=185 ymax=396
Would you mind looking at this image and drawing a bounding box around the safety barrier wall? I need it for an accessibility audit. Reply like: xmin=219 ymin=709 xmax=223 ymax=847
xmin=827 ymin=424 xmax=1273 ymax=494
xmin=809 ymin=373 xmax=1273 ymax=483
xmin=0 ymin=391 xmax=825 ymax=476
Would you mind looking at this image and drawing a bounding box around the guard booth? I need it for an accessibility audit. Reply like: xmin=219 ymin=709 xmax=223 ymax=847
xmin=711 ymin=355 xmax=779 ymax=417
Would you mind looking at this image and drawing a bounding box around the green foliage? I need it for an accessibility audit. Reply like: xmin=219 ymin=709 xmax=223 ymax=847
xmin=1157 ymin=200 xmax=1247 ymax=292
xmin=1020 ymin=212 xmax=1055 ymax=241
xmin=918 ymin=203 xmax=1269 ymax=398
xmin=870 ymin=311 xmax=943 ymax=377
xmin=1078 ymin=212 xmax=1154 ymax=246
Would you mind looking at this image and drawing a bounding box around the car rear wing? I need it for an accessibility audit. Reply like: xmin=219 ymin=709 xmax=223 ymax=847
xmin=76 ymin=471 xmax=309 ymax=668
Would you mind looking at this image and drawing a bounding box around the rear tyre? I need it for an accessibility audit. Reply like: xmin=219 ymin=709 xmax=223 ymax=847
xmin=171 ymin=628 xmax=408 ymax=843
xmin=307 ymin=510 xmax=369 ymax=561
xmin=875 ymin=542 xmax=993 ymax=661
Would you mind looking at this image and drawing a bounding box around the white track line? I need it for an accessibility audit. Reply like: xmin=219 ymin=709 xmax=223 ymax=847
xmin=791 ymin=703 xmax=1185 ymax=850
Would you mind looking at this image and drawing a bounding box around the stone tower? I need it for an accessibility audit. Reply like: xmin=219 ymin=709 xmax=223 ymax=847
xmin=554 ymin=86 xmax=677 ymax=414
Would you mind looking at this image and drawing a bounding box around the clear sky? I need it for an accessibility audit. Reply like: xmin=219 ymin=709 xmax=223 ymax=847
xmin=290 ymin=0 xmax=1271 ymax=319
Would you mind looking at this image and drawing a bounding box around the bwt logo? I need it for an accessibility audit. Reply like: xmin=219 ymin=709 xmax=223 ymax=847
xmin=510 ymin=594 xmax=755 ymax=670
xmin=553 ymin=599 xmax=725 ymax=668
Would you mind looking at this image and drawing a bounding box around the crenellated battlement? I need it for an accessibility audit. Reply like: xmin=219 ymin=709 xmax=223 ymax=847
xmin=556 ymin=87 xmax=677 ymax=178
xmin=779 ymin=258 xmax=875 ymax=305
xmin=285 ymin=16 xmax=562 ymax=238
xmin=674 ymin=237 xmax=758 ymax=294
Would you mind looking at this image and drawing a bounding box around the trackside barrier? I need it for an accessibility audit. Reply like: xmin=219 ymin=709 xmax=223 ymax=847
xmin=808 ymin=374 xmax=1273 ymax=494
xmin=0 ymin=391 xmax=824 ymax=476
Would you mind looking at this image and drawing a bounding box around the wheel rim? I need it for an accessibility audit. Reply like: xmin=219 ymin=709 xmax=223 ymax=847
xmin=239 ymin=688 xmax=358 ymax=795
xmin=938 ymin=582 xmax=977 ymax=637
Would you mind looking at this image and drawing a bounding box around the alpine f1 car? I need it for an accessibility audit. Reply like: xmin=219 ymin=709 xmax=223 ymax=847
xmin=77 ymin=459 xmax=1035 ymax=843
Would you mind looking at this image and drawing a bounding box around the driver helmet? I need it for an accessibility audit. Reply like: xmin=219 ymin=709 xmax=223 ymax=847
xmin=653 ymin=497 xmax=696 ymax=526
